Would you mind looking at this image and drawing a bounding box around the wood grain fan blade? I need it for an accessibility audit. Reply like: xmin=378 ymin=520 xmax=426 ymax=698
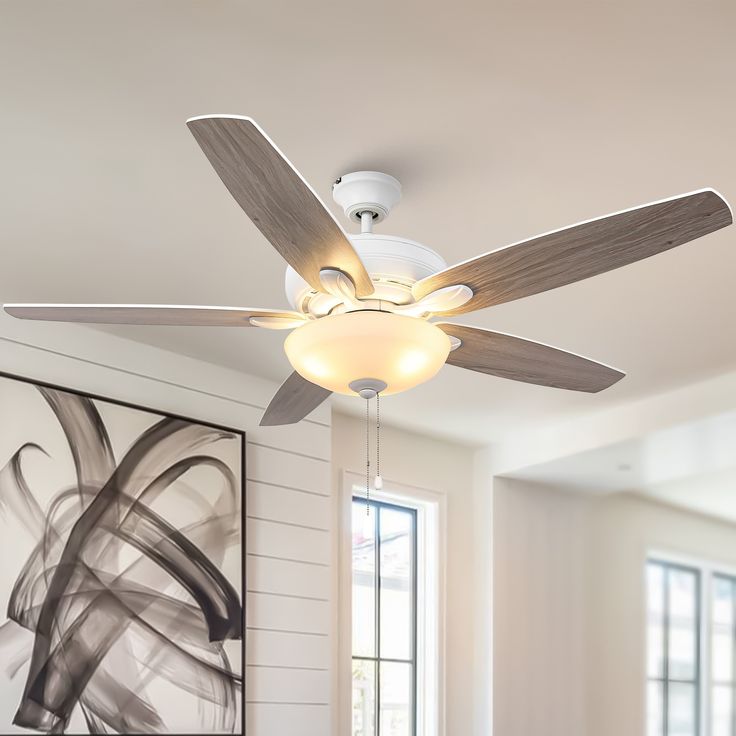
xmin=438 ymin=323 xmax=625 ymax=392
xmin=415 ymin=189 xmax=732 ymax=315
xmin=260 ymin=371 xmax=332 ymax=426
xmin=3 ymin=304 xmax=305 ymax=326
xmin=187 ymin=115 xmax=374 ymax=297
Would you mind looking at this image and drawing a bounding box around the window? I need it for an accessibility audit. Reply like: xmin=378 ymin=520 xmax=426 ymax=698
xmin=647 ymin=560 xmax=701 ymax=736
xmin=712 ymin=575 xmax=736 ymax=736
xmin=352 ymin=498 xmax=417 ymax=736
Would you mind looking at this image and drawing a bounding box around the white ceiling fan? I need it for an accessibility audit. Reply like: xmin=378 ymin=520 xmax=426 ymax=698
xmin=4 ymin=115 xmax=732 ymax=425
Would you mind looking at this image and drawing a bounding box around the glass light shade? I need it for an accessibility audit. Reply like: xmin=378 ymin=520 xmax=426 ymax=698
xmin=284 ymin=311 xmax=451 ymax=396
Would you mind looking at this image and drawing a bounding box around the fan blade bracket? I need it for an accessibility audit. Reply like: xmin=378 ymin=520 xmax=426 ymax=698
xmin=318 ymin=269 xmax=362 ymax=309
xmin=393 ymin=284 xmax=474 ymax=317
xmin=248 ymin=315 xmax=308 ymax=330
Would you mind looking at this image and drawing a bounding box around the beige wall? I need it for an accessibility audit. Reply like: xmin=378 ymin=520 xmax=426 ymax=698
xmin=331 ymin=411 xmax=486 ymax=736
xmin=494 ymin=478 xmax=736 ymax=736
xmin=586 ymin=491 xmax=736 ymax=736
xmin=493 ymin=478 xmax=589 ymax=736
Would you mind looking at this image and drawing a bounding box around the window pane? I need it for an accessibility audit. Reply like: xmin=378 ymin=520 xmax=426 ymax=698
xmin=353 ymin=502 xmax=376 ymax=658
xmin=713 ymin=577 xmax=734 ymax=626
xmin=379 ymin=507 xmax=414 ymax=660
xmin=646 ymin=562 xmax=701 ymax=736
xmin=379 ymin=661 xmax=412 ymax=736
xmin=647 ymin=681 xmax=663 ymax=736
xmin=712 ymin=685 xmax=733 ymax=736
xmin=667 ymin=682 xmax=697 ymax=736
xmin=648 ymin=563 xmax=665 ymax=679
xmin=352 ymin=659 xmax=376 ymax=736
xmin=712 ymin=577 xmax=734 ymax=683
xmin=712 ymin=629 xmax=733 ymax=683
xmin=668 ymin=568 xmax=698 ymax=681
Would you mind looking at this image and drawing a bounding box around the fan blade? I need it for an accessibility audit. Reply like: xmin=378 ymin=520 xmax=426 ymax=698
xmin=187 ymin=115 xmax=374 ymax=297
xmin=415 ymin=189 xmax=732 ymax=315
xmin=260 ymin=371 xmax=332 ymax=426
xmin=3 ymin=304 xmax=306 ymax=326
xmin=438 ymin=322 xmax=624 ymax=392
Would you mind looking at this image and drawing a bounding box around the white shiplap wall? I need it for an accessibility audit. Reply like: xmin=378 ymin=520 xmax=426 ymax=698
xmin=0 ymin=316 xmax=335 ymax=736
xmin=246 ymin=423 xmax=332 ymax=736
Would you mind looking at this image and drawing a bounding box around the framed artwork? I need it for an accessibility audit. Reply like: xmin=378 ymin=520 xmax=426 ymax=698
xmin=0 ymin=371 xmax=245 ymax=735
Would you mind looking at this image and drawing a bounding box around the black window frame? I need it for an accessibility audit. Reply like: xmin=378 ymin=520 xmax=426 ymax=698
xmin=647 ymin=558 xmax=702 ymax=736
xmin=352 ymin=497 xmax=418 ymax=736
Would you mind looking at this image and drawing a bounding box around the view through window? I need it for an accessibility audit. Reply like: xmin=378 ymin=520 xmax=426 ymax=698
xmin=647 ymin=560 xmax=701 ymax=736
xmin=352 ymin=498 xmax=417 ymax=736
xmin=712 ymin=575 xmax=736 ymax=736
xmin=647 ymin=559 xmax=736 ymax=736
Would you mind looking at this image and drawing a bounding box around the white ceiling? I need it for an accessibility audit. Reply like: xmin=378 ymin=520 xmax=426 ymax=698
xmin=507 ymin=409 xmax=736 ymax=494
xmin=2 ymin=1 xmax=736 ymax=445
xmin=506 ymin=409 xmax=736 ymax=522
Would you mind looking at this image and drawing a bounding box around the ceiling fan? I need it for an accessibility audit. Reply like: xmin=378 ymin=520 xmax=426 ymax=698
xmin=4 ymin=116 xmax=732 ymax=426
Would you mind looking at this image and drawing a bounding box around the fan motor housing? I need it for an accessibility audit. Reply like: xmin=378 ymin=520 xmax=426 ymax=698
xmin=285 ymin=233 xmax=447 ymax=315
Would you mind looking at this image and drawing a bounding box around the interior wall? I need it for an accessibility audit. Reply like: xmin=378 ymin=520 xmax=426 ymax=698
xmin=493 ymin=478 xmax=589 ymax=736
xmin=493 ymin=477 xmax=736 ymax=736
xmin=330 ymin=411 xmax=484 ymax=736
xmin=0 ymin=322 xmax=333 ymax=736
xmin=585 ymin=491 xmax=736 ymax=736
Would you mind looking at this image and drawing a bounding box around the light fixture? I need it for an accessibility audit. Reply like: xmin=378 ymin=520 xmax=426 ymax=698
xmin=284 ymin=310 xmax=451 ymax=396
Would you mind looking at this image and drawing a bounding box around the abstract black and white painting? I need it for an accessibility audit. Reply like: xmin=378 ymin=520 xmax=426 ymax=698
xmin=0 ymin=372 xmax=244 ymax=735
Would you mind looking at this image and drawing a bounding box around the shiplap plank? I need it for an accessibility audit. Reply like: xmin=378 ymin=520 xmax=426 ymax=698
xmin=247 ymin=592 xmax=330 ymax=635
xmin=247 ymin=629 xmax=330 ymax=669
xmin=250 ymin=420 xmax=330 ymax=461
xmin=246 ymin=665 xmax=329 ymax=704
xmin=248 ymin=481 xmax=330 ymax=530
xmin=247 ymin=444 xmax=330 ymax=496
xmin=247 ymin=517 xmax=330 ymax=565
xmin=247 ymin=703 xmax=330 ymax=736
xmin=246 ymin=554 xmax=331 ymax=600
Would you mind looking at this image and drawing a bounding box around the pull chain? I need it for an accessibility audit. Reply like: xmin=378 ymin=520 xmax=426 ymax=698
xmin=375 ymin=393 xmax=382 ymax=491
xmin=365 ymin=397 xmax=371 ymax=514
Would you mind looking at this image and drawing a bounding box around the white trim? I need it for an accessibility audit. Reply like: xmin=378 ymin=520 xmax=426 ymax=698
xmin=339 ymin=470 xmax=447 ymax=736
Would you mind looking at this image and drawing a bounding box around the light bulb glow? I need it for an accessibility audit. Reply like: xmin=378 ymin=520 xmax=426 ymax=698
xmin=284 ymin=311 xmax=451 ymax=396
xmin=398 ymin=349 xmax=429 ymax=375
xmin=301 ymin=356 xmax=331 ymax=379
